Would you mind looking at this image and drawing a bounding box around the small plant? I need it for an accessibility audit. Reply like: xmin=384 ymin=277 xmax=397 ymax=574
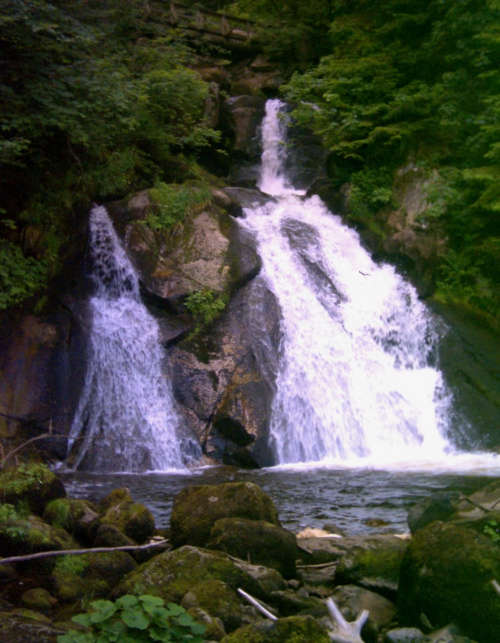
xmin=57 ymin=594 xmax=205 ymax=643
xmin=483 ymin=519 xmax=500 ymax=543
xmin=184 ymin=289 xmax=226 ymax=333
xmin=146 ymin=183 xmax=211 ymax=231
xmin=0 ymin=503 xmax=28 ymax=541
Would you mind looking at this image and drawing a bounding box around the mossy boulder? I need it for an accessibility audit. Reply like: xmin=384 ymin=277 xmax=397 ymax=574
xmin=0 ymin=464 xmax=65 ymax=515
xmin=334 ymin=535 xmax=408 ymax=599
xmin=0 ymin=506 xmax=77 ymax=559
xmin=0 ymin=611 xmax=63 ymax=643
xmin=398 ymin=521 xmax=500 ymax=643
xmin=50 ymin=551 xmax=136 ymax=602
xmin=115 ymin=545 xmax=265 ymax=604
xmin=99 ymin=499 xmax=155 ymax=544
xmin=98 ymin=488 xmax=133 ymax=512
xmin=170 ymin=482 xmax=280 ymax=548
xmin=407 ymin=491 xmax=461 ymax=533
xmin=20 ymin=588 xmax=58 ymax=611
xmin=43 ymin=497 xmax=98 ymax=542
xmin=182 ymin=579 xmax=245 ymax=632
xmin=207 ymin=517 xmax=298 ymax=579
xmin=220 ymin=615 xmax=330 ymax=643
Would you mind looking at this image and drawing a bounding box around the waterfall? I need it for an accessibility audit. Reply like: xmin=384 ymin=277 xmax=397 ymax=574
xmin=67 ymin=206 xmax=196 ymax=472
xmin=240 ymin=99 xmax=460 ymax=466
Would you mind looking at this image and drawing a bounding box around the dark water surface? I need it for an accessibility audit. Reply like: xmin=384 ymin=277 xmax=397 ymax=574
xmin=62 ymin=466 xmax=498 ymax=535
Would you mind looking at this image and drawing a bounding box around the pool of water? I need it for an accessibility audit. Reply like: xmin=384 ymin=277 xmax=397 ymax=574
xmin=62 ymin=463 xmax=499 ymax=536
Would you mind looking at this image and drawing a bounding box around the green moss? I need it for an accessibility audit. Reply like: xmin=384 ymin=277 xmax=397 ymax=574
xmin=117 ymin=546 xmax=262 ymax=605
xmin=0 ymin=463 xmax=65 ymax=514
xmin=220 ymin=616 xmax=330 ymax=643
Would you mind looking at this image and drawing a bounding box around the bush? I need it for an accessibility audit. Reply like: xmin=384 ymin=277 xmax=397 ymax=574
xmin=184 ymin=289 xmax=226 ymax=333
xmin=57 ymin=594 xmax=205 ymax=643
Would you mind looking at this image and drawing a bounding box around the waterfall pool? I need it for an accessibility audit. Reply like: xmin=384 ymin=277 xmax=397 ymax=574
xmin=62 ymin=459 xmax=499 ymax=536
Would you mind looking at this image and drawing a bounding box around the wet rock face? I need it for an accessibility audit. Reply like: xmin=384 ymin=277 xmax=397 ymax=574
xmin=0 ymin=310 xmax=88 ymax=447
xmin=169 ymin=282 xmax=281 ymax=467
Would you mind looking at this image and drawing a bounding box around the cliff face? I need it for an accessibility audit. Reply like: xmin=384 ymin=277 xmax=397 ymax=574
xmin=1 ymin=50 xmax=499 ymax=464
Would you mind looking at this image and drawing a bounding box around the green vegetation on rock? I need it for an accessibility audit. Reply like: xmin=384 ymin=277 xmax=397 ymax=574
xmin=146 ymin=183 xmax=212 ymax=231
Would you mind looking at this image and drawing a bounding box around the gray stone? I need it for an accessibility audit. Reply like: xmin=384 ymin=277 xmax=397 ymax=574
xmin=384 ymin=628 xmax=430 ymax=643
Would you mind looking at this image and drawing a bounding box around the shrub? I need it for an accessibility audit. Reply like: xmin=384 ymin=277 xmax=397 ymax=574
xmin=184 ymin=289 xmax=226 ymax=333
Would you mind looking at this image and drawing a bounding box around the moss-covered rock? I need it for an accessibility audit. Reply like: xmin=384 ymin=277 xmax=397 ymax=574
xmin=208 ymin=517 xmax=297 ymax=579
xmin=20 ymin=588 xmax=58 ymax=611
xmin=334 ymin=535 xmax=408 ymax=599
xmin=0 ymin=611 xmax=63 ymax=642
xmin=43 ymin=497 xmax=98 ymax=542
xmin=231 ymin=559 xmax=286 ymax=596
xmin=98 ymin=488 xmax=133 ymax=512
xmin=398 ymin=521 xmax=500 ymax=643
xmin=50 ymin=551 xmax=136 ymax=602
xmin=0 ymin=464 xmax=65 ymax=515
xmin=186 ymin=606 xmax=227 ymax=641
xmin=220 ymin=615 xmax=330 ymax=643
xmin=99 ymin=499 xmax=155 ymax=544
xmin=115 ymin=545 xmax=265 ymax=604
xmin=170 ymin=482 xmax=280 ymax=548
xmin=182 ymin=579 xmax=245 ymax=632
xmin=0 ymin=506 xmax=77 ymax=559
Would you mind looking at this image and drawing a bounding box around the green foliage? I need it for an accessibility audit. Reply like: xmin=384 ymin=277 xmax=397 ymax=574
xmin=483 ymin=519 xmax=500 ymax=542
xmin=56 ymin=594 xmax=205 ymax=643
xmin=185 ymin=290 xmax=226 ymax=332
xmin=0 ymin=503 xmax=28 ymax=541
xmin=147 ymin=183 xmax=212 ymax=231
xmin=0 ymin=239 xmax=48 ymax=310
xmin=0 ymin=1 xmax=221 ymax=310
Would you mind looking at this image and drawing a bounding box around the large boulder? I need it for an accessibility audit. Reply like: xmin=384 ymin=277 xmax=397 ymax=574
xmin=98 ymin=498 xmax=155 ymax=544
xmin=0 ymin=508 xmax=77 ymax=559
xmin=334 ymin=535 xmax=408 ymax=600
xmin=170 ymin=282 xmax=281 ymax=467
xmin=0 ymin=464 xmax=65 ymax=515
xmin=207 ymin=517 xmax=298 ymax=578
xmin=170 ymin=482 xmax=280 ymax=548
xmin=43 ymin=497 xmax=98 ymax=543
xmin=398 ymin=521 xmax=500 ymax=643
xmin=115 ymin=545 xmax=265 ymax=604
xmin=407 ymin=491 xmax=461 ymax=534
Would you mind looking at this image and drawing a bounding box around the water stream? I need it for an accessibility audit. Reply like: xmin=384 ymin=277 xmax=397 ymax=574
xmin=241 ymin=99 xmax=457 ymax=467
xmin=66 ymin=206 xmax=198 ymax=472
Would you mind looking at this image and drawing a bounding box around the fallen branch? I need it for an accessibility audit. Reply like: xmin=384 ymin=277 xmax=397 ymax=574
xmin=325 ymin=597 xmax=368 ymax=643
xmin=237 ymin=588 xmax=277 ymax=621
xmin=296 ymin=561 xmax=338 ymax=569
xmin=0 ymin=539 xmax=170 ymax=566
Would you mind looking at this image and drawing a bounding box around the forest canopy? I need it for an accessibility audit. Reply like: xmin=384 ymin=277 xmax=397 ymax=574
xmin=1 ymin=0 xmax=499 ymax=322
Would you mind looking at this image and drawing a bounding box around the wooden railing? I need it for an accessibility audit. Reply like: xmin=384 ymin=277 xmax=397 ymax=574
xmin=153 ymin=2 xmax=258 ymax=44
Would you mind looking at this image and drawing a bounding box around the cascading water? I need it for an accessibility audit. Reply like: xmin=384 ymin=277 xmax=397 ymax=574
xmin=240 ymin=99 xmax=459 ymax=467
xmin=66 ymin=206 xmax=196 ymax=472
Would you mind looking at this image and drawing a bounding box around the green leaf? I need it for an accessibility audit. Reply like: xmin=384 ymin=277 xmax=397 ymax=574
xmin=121 ymin=607 xmax=150 ymax=630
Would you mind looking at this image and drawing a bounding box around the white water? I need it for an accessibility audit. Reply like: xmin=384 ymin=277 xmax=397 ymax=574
xmin=66 ymin=206 xmax=191 ymax=472
xmin=240 ymin=99 xmax=493 ymax=469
